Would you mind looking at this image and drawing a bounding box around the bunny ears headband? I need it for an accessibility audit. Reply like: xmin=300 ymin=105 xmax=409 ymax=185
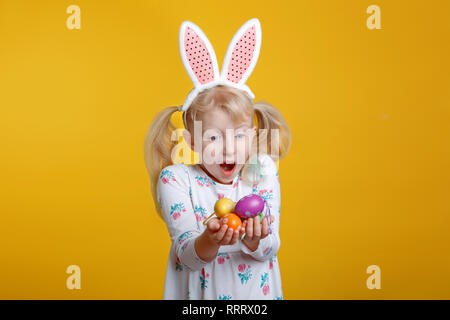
xmin=177 ymin=18 xmax=262 ymax=126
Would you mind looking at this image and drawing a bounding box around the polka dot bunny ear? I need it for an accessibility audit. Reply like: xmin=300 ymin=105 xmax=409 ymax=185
xmin=179 ymin=20 xmax=221 ymax=95
xmin=220 ymin=18 xmax=261 ymax=94
xmin=178 ymin=18 xmax=262 ymax=122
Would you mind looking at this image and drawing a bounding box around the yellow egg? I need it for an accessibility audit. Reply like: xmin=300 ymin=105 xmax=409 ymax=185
xmin=214 ymin=198 xmax=236 ymax=218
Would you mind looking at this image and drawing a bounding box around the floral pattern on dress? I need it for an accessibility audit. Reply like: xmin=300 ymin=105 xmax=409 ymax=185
xmin=251 ymin=179 xmax=274 ymax=200
xmin=269 ymin=254 xmax=277 ymax=270
xmin=195 ymin=175 xmax=216 ymax=187
xmin=178 ymin=231 xmax=192 ymax=246
xmin=263 ymin=246 xmax=273 ymax=257
xmin=260 ymin=272 xmax=270 ymax=295
xmin=200 ymin=268 xmax=210 ymax=290
xmin=217 ymin=252 xmax=231 ymax=264
xmin=218 ymin=294 xmax=232 ymax=300
xmin=175 ymin=257 xmax=183 ymax=272
xmin=159 ymin=169 xmax=176 ymax=184
xmin=233 ymin=175 xmax=242 ymax=188
xmin=237 ymin=264 xmax=252 ymax=285
xmin=254 ymin=187 xmax=274 ymax=201
xmin=181 ymin=239 xmax=189 ymax=252
xmin=194 ymin=205 xmax=208 ymax=222
xmin=170 ymin=202 xmax=186 ymax=220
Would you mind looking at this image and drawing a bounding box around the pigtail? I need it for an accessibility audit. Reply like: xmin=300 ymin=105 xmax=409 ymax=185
xmin=253 ymin=101 xmax=292 ymax=160
xmin=144 ymin=106 xmax=179 ymax=218
xmin=241 ymin=101 xmax=292 ymax=186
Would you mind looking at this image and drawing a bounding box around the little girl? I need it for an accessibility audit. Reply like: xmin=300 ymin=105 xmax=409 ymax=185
xmin=144 ymin=18 xmax=291 ymax=299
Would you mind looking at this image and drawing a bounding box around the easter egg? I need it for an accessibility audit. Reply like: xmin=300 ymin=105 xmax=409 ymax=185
xmin=221 ymin=213 xmax=242 ymax=231
xmin=235 ymin=194 xmax=265 ymax=218
xmin=214 ymin=198 xmax=236 ymax=218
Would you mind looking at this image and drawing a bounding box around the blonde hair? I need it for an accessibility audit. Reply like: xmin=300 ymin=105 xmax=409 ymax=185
xmin=144 ymin=85 xmax=292 ymax=218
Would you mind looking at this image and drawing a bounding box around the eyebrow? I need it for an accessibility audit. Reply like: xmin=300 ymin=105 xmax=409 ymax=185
xmin=203 ymin=125 xmax=251 ymax=133
xmin=203 ymin=121 xmax=249 ymax=128
xmin=236 ymin=124 xmax=251 ymax=129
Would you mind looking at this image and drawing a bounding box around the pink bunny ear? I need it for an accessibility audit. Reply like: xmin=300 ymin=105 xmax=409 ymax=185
xmin=220 ymin=18 xmax=262 ymax=85
xmin=179 ymin=21 xmax=220 ymax=87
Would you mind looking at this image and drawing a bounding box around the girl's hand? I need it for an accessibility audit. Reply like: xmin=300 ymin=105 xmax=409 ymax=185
xmin=205 ymin=218 xmax=241 ymax=246
xmin=239 ymin=215 xmax=274 ymax=252
xmin=195 ymin=217 xmax=241 ymax=262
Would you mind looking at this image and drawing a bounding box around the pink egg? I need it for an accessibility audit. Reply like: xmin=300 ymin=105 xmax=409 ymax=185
xmin=234 ymin=194 xmax=265 ymax=218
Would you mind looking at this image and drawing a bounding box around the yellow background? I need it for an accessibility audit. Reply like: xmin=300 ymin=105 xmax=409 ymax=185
xmin=1 ymin=0 xmax=449 ymax=299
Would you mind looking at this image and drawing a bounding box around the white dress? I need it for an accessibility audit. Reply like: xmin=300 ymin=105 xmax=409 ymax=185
xmin=156 ymin=154 xmax=283 ymax=300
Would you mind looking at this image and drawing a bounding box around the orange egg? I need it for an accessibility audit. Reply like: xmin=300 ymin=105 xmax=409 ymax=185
xmin=221 ymin=213 xmax=242 ymax=231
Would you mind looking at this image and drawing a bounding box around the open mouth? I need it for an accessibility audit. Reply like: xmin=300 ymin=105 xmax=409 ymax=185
xmin=219 ymin=163 xmax=236 ymax=176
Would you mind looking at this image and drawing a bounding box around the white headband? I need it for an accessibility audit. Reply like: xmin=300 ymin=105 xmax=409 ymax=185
xmin=177 ymin=18 xmax=262 ymax=126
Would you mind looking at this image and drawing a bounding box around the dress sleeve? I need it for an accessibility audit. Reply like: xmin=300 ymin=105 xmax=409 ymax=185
xmin=240 ymin=155 xmax=281 ymax=261
xmin=157 ymin=164 xmax=208 ymax=271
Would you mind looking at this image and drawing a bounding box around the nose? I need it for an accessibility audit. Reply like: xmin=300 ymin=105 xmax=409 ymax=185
xmin=223 ymin=131 xmax=235 ymax=162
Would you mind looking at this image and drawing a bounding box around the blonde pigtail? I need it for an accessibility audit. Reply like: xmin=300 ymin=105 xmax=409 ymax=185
xmin=241 ymin=101 xmax=292 ymax=185
xmin=253 ymin=101 xmax=292 ymax=160
xmin=144 ymin=106 xmax=179 ymax=218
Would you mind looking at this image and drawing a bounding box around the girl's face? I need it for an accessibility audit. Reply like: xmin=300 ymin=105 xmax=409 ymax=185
xmin=187 ymin=106 xmax=256 ymax=185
